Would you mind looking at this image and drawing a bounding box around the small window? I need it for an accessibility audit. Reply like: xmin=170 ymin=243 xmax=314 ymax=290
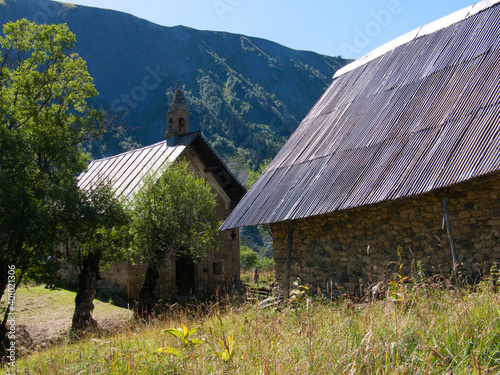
xmin=213 ymin=262 xmax=223 ymax=275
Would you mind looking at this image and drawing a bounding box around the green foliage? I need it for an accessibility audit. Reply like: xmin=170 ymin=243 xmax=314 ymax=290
xmin=475 ymin=262 xmax=500 ymax=294
xmin=241 ymin=244 xmax=274 ymax=274
xmin=155 ymin=323 xmax=235 ymax=364
xmin=156 ymin=324 xmax=204 ymax=357
xmin=184 ymin=72 xmax=290 ymax=170
xmin=240 ymin=246 xmax=258 ymax=269
xmin=24 ymin=252 xmax=62 ymax=288
xmin=213 ymin=334 xmax=235 ymax=362
xmin=387 ymin=274 xmax=410 ymax=302
xmin=131 ymin=161 xmax=221 ymax=267
xmin=245 ymin=159 xmax=271 ymax=189
xmin=256 ymin=256 xmax=274 ymax=271
xmin=59 ymin=180 xmax=132 ymax=331
xmin=0 ymin=19 xmax=112 ymax=299
xmin=63 ymin=179 xmax=132 ymax=269
xmin=12 ymin=284 xmax=500 ymax=374
xmin=224 ymin=152 xmax=251 ymax=186
xmin=289 ymin=278 xmax=310 ymax=302
xmin=241 ymin=158 xmax=275 ymax=261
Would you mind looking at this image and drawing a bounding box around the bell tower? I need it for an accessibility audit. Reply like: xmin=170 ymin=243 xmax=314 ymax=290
xmin=166 ymin=84 xmax=190 ymax=141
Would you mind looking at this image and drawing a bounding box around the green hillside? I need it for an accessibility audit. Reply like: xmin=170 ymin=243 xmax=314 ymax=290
xmin=0 ymin=0 xmax=350 ymax=179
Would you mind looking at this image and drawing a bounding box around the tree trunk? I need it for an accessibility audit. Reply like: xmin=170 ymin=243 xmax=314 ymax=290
xmin=72 ymin=253 xmax=100 ymax=332
xmin=0 ymin=261 xmax=9 ymax=357
xmin=0 ymin=323 xmax=8 ymax=358
xmin=0 ymin=261 xmax=18 ymax=358
xmin=0 ymin=260 xmax=9 ymax=304
xmin=136 ymin=265 xmax=159 ymax=319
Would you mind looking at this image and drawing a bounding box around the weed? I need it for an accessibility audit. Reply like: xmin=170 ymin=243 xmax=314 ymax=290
xmin=289 ymin=278 xmax=310 ymax=303
xmin=155 ymin=324 xmax=204 ymax=357
xmin=213 ymin=333 xmax=235 ymax=362
xmin=7 ymin=277 xmax=500 ymax=374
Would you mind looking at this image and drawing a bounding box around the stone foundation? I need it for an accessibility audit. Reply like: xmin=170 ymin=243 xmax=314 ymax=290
xmin=99 ymin=229 xmax=240 ymax=300
xmin=272 ymin=173 xmax=500 ymax=293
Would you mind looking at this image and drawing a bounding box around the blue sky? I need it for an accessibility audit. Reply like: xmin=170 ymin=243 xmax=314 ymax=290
xmin=61 ymin=0 xmax=478 ymax=59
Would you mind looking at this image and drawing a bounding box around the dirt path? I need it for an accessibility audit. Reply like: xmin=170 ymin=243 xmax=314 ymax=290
xmin=1 ymin=286 xmax=133 ymax=355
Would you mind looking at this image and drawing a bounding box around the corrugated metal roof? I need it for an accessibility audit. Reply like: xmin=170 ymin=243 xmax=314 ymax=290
xmin=78 ymin=132 xmax=246 ymax=206
xmin=334 ymin=0 xmax=500 ymax=78
xmin=221 ymin=0 xmax=500 ymax=229
xmin=78 ymin=134 xmax=195 ymax=200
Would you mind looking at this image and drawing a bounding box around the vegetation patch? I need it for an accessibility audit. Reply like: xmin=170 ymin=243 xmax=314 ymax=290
xmin=0 ymin=285 xmax=132 ymax=356
xmin=6 ymin=276 xmax=500 ymax=374
xmin=60 ymin=3 xmax=78 ymax=9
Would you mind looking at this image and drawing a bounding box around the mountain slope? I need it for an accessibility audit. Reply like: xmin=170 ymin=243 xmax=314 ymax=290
xmin=0 ymin=0 xmax=349 ymax=177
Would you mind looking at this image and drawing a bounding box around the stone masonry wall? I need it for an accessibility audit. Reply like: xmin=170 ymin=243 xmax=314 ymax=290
xmin=95 ymin=147 xmax=240 ymax=301
xmin=272 ymin=173 xmax=500 ymax=293
xmin=99 ymin=228 xmax=238 ymax=300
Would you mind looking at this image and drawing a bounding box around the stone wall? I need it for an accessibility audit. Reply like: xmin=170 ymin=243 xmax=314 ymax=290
xmin=97 ymin=146 xmax=241 ymax=300
xmin=272 ymin=173 xmax=500 ymax=293
xmin=99 ymin=227 xmax=239 ymax=301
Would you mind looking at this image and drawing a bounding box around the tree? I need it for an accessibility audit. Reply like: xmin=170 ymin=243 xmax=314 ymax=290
xmin=240 ymin=246 xmax=258 ymax=270
xmin=0 ymin=19 xmax=115 ymax=347
xmin=245 ymin=159 xmax=271 ymax=189
xmin=242 ymin=159 xmax=274 ymax=258
xmin=63 ymin=180 xmax=132 ymax=331
xmin=131 ymin=161 xmax=221 ymax=318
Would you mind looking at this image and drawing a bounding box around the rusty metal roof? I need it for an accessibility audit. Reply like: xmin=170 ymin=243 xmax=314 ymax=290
xmin=221 ymin=0 xmax=500 ymax=229
xmin=78 ymin=132 xmax=245 ymax=206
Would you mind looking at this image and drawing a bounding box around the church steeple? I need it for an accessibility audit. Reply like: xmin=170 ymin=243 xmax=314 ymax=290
xmin=166 ymin=84 xmax=190 ymax=140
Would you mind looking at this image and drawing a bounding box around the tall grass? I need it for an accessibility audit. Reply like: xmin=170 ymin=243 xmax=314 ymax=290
xmin=6 ymin=278 xmax=500 ymax=374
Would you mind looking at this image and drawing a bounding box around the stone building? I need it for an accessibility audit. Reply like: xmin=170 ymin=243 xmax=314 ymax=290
xmin=222 ymin=0 xmax=500 ymax=293
xmin=78 ymin=88 xmax=245 ymax=300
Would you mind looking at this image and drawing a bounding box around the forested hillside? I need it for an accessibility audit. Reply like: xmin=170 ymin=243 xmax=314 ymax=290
xmin=0 ymin=0 xmax=350 ymax=179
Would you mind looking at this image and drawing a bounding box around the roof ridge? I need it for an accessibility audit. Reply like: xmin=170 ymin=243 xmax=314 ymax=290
xmin=334 ymin=0 xmax=500 ymax=79
xmin=87 ymin=132 xmax=203 ymax=164
xmin=88 ymin=139 xmax=167 ymax=164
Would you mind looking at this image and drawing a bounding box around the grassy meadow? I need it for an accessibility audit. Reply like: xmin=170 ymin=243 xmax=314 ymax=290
xmin=3 ymin=274 xmax=500 ymax=374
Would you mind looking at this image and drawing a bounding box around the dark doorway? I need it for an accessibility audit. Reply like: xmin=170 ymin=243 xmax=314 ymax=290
xmin=176 ymin=254 xmax=196 ymax=295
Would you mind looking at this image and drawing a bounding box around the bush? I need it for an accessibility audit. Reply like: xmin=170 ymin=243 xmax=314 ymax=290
xmin=240 ymin=246 xmax=258 ymax=269
xmin=256 ymin=257 xmax=274 ymax=271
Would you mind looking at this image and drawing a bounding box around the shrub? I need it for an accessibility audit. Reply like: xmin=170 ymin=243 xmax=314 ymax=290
xmin=256 ymin=257 xmax=274 ymax=271
xmin=240 ymin=246 xmax=258 ymax=269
